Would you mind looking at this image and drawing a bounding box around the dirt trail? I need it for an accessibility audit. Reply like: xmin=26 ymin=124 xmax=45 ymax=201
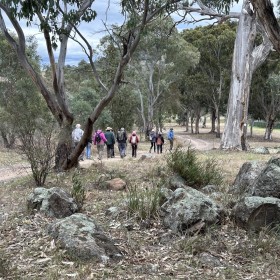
xmin=0 ymin=126 xmax=219 ymax=182
xmin=0 ymin=163 xmax=31 ymax=183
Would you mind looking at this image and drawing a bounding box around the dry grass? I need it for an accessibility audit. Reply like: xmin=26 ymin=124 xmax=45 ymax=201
xmin=1 ymin=124 xmax=280 ymax=279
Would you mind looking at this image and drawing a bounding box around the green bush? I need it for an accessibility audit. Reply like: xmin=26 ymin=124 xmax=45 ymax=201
xmin=166 ymin=146 xmax=222 ymax=188
xmin=71 ymin=170 xmax=86 ymax=210
xmin=126 ymin=185 xmax=162 ymax=220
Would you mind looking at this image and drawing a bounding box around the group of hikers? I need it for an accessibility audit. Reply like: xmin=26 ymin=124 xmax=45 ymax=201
xmin=72 ymin=124 xmax=174 ymax=161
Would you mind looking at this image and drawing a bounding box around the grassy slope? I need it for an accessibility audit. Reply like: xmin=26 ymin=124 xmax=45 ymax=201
xmin=1 ymin=124 xmax=280 ymax=279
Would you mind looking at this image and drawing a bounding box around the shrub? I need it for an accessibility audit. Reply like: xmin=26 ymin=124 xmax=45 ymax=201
xmin=166 ymin=146 xmax=222 ymax=188
xmin=126 ymin=185 xmax=162 ymax=220
xmin=19 ymin=120 xmax=57 ymax=186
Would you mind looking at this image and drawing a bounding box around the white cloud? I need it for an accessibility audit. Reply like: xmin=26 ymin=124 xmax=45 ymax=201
xmin=2 ymin=0 xmax=279 ymax=65
xmin=3 ymin=1 xmax=124 ymax=65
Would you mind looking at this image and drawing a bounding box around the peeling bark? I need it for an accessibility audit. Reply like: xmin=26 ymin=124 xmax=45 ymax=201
xmin=221 ymin=0 xmax=272 ymax=150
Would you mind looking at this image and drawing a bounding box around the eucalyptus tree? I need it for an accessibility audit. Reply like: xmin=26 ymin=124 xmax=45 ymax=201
xmin=0 ymin=32 xmax=17 ymax=147
xmin=180 ymin=1 xmax=273 ymax=150
xmin=0 ymin=0 xmax=186 ymax=170
xmin=220 ymin=0 xmax=273 ymax=150
xmin=259 ymin=73 xmax=280 ymax=140
xmin=250 ymin=70 xmax=280 ymax=140
xmin=128 ymin=17 xmax=199 ymax=134
xmin=0 ymin=33 xmax=44 ymax=148
xmin=180 ymin=71 xmax=208 ymax=134
xmin=182 ymin=22 xmax=235 ymax=137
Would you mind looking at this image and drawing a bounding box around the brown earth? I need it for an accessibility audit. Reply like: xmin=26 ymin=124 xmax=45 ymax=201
xmin=1 ymin=124 xmax=280 ymax=279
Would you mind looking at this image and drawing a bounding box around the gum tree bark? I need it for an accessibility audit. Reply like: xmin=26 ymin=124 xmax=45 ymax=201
xmin=220 ymin=0 xmax=273 ymax=150
xmin=251 ymin=0 xmax=280 ymax=52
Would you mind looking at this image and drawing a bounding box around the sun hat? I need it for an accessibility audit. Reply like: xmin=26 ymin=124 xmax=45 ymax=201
xmin=106 ymin=127 xmax=111 ymax=130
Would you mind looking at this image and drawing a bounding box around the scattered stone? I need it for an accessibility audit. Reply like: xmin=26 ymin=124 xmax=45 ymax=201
xmin=48 ymin=213 xmax=123 ymax=261
xmin=139 ymin=154 xmax=155 ymax=160
xmin=198 ymin=252 xmax=224 ymax=268
xmin=27 ymin=187 xmax=78 ymax=218
xmin=251 ymin=157 xmax=280 ymax=198
xmin=232 ymin=196 xmax=280 ymax=232
xmin=104 ymin=178 xmax=126 ymax=191
xmin=231 ymin=161 xmax=265 ymax=195
xmin=105 ymin=206 xmax=123 ymax=218
xmin=252 ymin=147 xmax=270 ymax=154
xmin=160 ymin=187 xmax=224 ymax=234
xmin=164 ymin=175 xmax=187 ymax=191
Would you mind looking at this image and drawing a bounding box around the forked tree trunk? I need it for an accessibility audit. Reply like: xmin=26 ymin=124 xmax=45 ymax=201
xmin=210 ymin=109 xmax=216 ymax=133
xmin=264 ymin=117 xmax=275 ymax=140
xmin=54 ymin=122 xmax=74 ymax=171
xmin=220 ymin=0 xmax=272 ymax=150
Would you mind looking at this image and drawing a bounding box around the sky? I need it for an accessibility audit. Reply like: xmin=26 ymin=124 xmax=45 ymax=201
xmin=1 ymin=1 xmax=278 ymax=66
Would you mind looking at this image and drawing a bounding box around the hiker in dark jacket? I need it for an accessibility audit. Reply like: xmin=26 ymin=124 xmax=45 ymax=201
xmin=110 ymin=128 xmax=116 ymax=157
xmin=104 ymin=127 xmax=115 ymax=158
xmin=117 ymin=127 xmax=127 ymax=158
xmin=149 ymin=129 xmax=156 ymax=153
xmin=156 ymin=131 xmax=164 ymax=154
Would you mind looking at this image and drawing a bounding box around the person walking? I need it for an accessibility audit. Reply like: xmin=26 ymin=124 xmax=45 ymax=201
xmin=167 ymin=128 xmax=174 ymax=151
xmin=117 ymin=127 xmax=127 ymax=158
xmin=129 ymin=130 xmax=139 ymax=157
xmin=156 ymin=131 xmax=164 ymax=154
xmin=86 ymin=136 xmax=92 ymax=159
xmin=149 ymin=129 xmax=156 ymax=153
xmin=93 ymin=129 xmax=107 ymax=160
xmin=72 ymin=124 xmax=84 ymax=161
xmin=104 ymin=127 xmax=115 ymax=158
xmin=111 ymin=128 xmax=116 ymax=157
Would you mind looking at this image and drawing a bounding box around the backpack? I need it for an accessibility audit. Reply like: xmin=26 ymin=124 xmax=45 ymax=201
xmin=156 ymin=137 xmax=162 ymax=145
xmin=117 ymin=131 xmax=124 ymax=141
xmin=131 ymin=135 xmax=137 ymax=144
xmin=96 ymin=133 xmax=101 ymax=143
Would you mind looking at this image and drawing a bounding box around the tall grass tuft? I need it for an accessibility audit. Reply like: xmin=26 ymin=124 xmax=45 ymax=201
xmin=126 ymin=185 xmax=162 ymax=220
xmin=71 ymin=170 xmax=86 ymax=210
xmin=166 ymin=146 xmax=223 ymax=188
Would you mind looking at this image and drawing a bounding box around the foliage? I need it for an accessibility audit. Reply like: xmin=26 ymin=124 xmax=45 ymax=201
xmin=6 ymin=0 xmax=96 ymax=49
xmin=71 ymin=170 xmax=86 ymax=210
xmin=180 ymin=22 xmax=236 ymax=131
xmin=126 ymin=185 xmax=162 ymax=220
xmin=127 ymin=16 xmax=199 ymax=132
xmin=0 ymin=33 xmax=57 ymax=186
xmin=166 ymin=146 xmax=222 ymax=188
xmin=203 ymin=0 xmax=239 ymax=13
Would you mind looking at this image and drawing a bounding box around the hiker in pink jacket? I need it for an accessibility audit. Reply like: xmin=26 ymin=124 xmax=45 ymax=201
xmin=128 ymin=130 xmax=140 ymax=157
xmin=93 ymin=129 xmax=107 ymax=160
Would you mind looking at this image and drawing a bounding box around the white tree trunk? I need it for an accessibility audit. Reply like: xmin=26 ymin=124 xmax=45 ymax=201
xmin=220 ymin=0 xmax=272 ymax=150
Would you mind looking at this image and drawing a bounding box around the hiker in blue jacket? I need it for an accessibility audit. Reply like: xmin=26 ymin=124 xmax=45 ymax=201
xmin=167 ymin=128 xmax=174 ymax=151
